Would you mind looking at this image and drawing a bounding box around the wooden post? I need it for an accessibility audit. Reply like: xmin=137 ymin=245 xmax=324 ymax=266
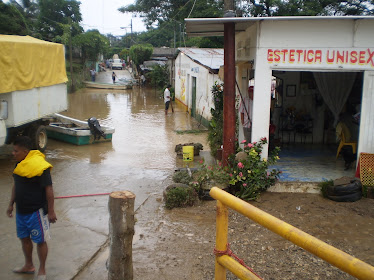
xmin=108 ymin=191 xmax=136 ymax=280
xmin=222 ymin=21 xmax=236 ymax=166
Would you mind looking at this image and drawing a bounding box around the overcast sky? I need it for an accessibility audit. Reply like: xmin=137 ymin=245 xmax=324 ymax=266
xmin=79 ymin=0 xmax=146 ymax=35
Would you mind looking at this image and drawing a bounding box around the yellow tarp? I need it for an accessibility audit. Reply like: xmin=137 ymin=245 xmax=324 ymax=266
xmin=0 ymin=35 xmax=68 ymax=94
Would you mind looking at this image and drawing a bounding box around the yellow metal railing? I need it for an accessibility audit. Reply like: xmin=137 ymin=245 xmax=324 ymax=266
xmin=210 ymin=187 xmax=374 ymax=280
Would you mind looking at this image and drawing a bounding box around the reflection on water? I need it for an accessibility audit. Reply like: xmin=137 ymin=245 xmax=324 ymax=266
xmin=57 ymin=86 xmax=209 ymax=169
xmin=0 ymin=83 xmax=211 ymax=226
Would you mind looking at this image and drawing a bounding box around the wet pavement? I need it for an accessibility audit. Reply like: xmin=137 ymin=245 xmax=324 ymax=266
xmin=0 ymin=69 xmax=211 ymax=280
xmin=0 ymin=69 xmax=364 ymax=279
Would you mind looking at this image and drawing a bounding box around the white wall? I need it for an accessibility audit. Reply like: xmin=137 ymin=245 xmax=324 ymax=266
xmin=3 ymin=83 xmax=68 ymax=127
xmin=174 ymin=52 xmax=222 ymax=121
xmin=239 ymin=18 xmax=374 ymax=158
xmin=359 ymin=71 xmax=374 ymax=155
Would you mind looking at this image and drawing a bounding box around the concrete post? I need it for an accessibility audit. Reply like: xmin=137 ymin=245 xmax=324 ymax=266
xmin=252 ymin=52 xmax=272 ymax=159
xmin=108 ymin=191 xmax=135 ymax=280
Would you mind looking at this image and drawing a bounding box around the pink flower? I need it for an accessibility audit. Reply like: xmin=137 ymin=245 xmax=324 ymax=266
xmin=267 ymin=171 xmax=270 ymax=176
xmin=199 ymin=159 xmax=204 ymax=164
xmin=243 ymin=183 xmax=247 ymax=187
xmin=241 ymin=139 xmax=247 ymax=144
xmin=229 ymin=173 xmax=233 ymax=177
xmin=247 ymin=143 xmax=254 ymax=148
xmin=261 ymin=137 xmax=267 ymax=141
xmin=237 ymin=162 xmax=244 ymax=169
xmin=208 ymin=166 xmax=213 ymax=170
xmin=239 ymin=172 xmax=243 ymax=177
xmin=218 ymin=161 xmax=222 ymax=167
xmin=253 ymin=142 xmax=257 ymax=145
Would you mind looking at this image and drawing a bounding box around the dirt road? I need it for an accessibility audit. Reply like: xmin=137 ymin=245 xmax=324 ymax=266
xmin=77 ymin=187 xmax=374 ymax=280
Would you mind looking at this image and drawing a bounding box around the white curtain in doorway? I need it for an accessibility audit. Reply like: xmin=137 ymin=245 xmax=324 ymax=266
xmin=313 ymin=72 xmax=357 ymax=125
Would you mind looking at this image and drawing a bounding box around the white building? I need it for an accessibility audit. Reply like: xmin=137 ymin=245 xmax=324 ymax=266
xmin=174 ymin=48 xmax=224 ymax=127
xmin=186 ymin=16 xmax=374 ymax=159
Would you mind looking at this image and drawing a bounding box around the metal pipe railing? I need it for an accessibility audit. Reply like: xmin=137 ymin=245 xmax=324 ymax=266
xmin=210 ymin=187 xmax=374 ymax=280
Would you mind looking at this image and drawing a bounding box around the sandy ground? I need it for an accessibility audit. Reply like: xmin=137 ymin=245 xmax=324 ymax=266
xmin=76 ymin=182 xmax=374 ymax=280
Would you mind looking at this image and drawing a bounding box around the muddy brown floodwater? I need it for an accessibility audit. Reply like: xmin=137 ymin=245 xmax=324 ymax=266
xmin=1 ymin=69 xmax=373 ymax=280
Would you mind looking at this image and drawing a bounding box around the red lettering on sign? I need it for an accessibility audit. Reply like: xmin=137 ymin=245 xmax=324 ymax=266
xmin=326 ymin=50 xmax=335 ymax=63
xmin=266 ymin=48 xmax=373 ymax=67
xmin=350 ymin=51 xmax=358 ymax=64
xmin=367 ymin=49 xmax=374 ymax=66
xmin=289 ymin=49 xmax=295 ymax=62
xmin=307 ymin=50 xmax=314 ymax=63
xmin=359 ymin=51 xmax=366 ymax=64
xmin=336 ymin=51 xmax=345 ymax=63
xmin=274 ymin=50 xmax=281 ymax=62
xmin=296 ymin=50 xmax=303 ymax=62
xmin=281 ymin=49 xmax=288 ymax=62
xmin=267 ymin=49 xmax=274 ymax=62
xmin=315 ymin=50 xmax=322 ymax=63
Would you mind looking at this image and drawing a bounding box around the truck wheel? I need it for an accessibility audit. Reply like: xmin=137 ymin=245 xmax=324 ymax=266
xmin=30 ymin=125 xmax=48 ymax=152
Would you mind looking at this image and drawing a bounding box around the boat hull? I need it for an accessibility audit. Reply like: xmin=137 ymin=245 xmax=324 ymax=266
xmin=84 ymin=81 xmax=132 ymax=90
xmin=46 ymin=113 xmax=115 ymax=145
xmin=47 ymin=127 xmax=113 ymax=145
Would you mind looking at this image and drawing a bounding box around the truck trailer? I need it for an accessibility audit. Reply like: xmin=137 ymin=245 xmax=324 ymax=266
xmin=0 ymin=35 xmax=68 ymax=151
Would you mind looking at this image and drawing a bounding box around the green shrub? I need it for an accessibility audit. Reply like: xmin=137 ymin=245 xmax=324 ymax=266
xmin=318 ymin=180 xmax=334 ymax=197
xmin=208 ymin=82 xmax=224 ymax=157
xmin=197 ymin=137 xmax=281 ymax=201
xmin=165 ymin=187 xmax=198 ymax=209
xmin=172 ymin=170 xmax=194 ymax=185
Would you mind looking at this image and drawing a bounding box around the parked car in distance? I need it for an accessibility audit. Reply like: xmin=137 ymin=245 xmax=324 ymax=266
xmin=111 ymin=59 xmax=123 ymax=70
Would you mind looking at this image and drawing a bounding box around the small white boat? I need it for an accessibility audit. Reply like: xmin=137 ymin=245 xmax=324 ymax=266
xmin=46 ymin=114 xmax=115 ymax=145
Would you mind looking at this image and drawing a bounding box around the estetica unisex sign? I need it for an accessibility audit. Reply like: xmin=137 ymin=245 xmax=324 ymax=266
xmin=267 ymin=48 xmax=374 ymax=69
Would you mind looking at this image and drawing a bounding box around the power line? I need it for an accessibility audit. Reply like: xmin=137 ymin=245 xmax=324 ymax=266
xmin=140 ymin=0 xmax=194 ymax=45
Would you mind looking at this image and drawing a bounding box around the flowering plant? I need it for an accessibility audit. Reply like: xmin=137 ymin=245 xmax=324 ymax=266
xmin=228 ymin=137 xmax=281 ymax=200
xmin=195 ymin=137 xmax=281 ymax=201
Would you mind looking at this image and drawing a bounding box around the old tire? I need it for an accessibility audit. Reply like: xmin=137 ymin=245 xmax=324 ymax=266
xmin=30 ymin=125 xmax=48 ymax=152
xmin=326 ymin=180 xmax=362 ymax=196
xmin=326 ymin=192 xmax=362 ymax=202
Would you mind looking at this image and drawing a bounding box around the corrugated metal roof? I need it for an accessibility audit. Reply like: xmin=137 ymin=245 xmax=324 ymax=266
xmin=152 ymin=47 xmax=178 ymax=57
xmin=178 ymin=47 xmax=224 ymax=71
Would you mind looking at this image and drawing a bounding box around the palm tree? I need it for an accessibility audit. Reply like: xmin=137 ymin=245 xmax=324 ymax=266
xmin=9 ymin=0 xmax=39 ymax=36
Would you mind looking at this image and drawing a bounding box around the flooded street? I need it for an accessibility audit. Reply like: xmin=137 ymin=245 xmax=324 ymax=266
xmin=1 ymin=70 xmax=373 ymax=280
xmin=0 ymin=69 xmax=212 ymax=280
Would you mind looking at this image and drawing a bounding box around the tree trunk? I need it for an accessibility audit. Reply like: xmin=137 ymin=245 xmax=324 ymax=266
xmin=108 ymin=191 xmax=135 ymax=280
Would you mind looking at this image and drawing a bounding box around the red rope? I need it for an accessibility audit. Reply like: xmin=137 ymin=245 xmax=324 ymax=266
xmin=214 ymin=243 xmax=263 ymax=280
xmin=55 ymin=193 xmax=110 ymax=199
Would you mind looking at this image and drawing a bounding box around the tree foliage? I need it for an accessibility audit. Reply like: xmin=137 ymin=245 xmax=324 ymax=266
xmin=119 ymin=48 xmax=130 ymax=60
xmin=37 ymin=0 xmax=82 ymax=42
xmin=146 ymin=64 xmax=170 ymax=89
xmin=119 ymin=0 xmax=224 ymax=29
xmin=0 ymin=0 xmax=30 ymax=35
xmin=73 ymin=30 xmax=110 ymax=63
xmin=129 ymin=44 xmax=153 ymax=65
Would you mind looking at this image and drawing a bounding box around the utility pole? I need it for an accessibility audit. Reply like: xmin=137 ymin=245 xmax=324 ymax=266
xmin=222 ymin=0 xmax=236 ymax=166
xmin=179 ymin=23 xmax=182 ymax=47
xmin=174 ymin=23 xmax=176 ymax=49
xmin=130 ymin=19 xmax=133 ymax=47
xmin=68 ymin=18 xmax=75 ymax=93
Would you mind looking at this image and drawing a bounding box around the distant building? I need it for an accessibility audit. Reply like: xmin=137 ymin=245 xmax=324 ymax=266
xmin=148 ymin=47 xmax=179 ymax=86
xmin=174 ymin=47 xmax=224 ymax=127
